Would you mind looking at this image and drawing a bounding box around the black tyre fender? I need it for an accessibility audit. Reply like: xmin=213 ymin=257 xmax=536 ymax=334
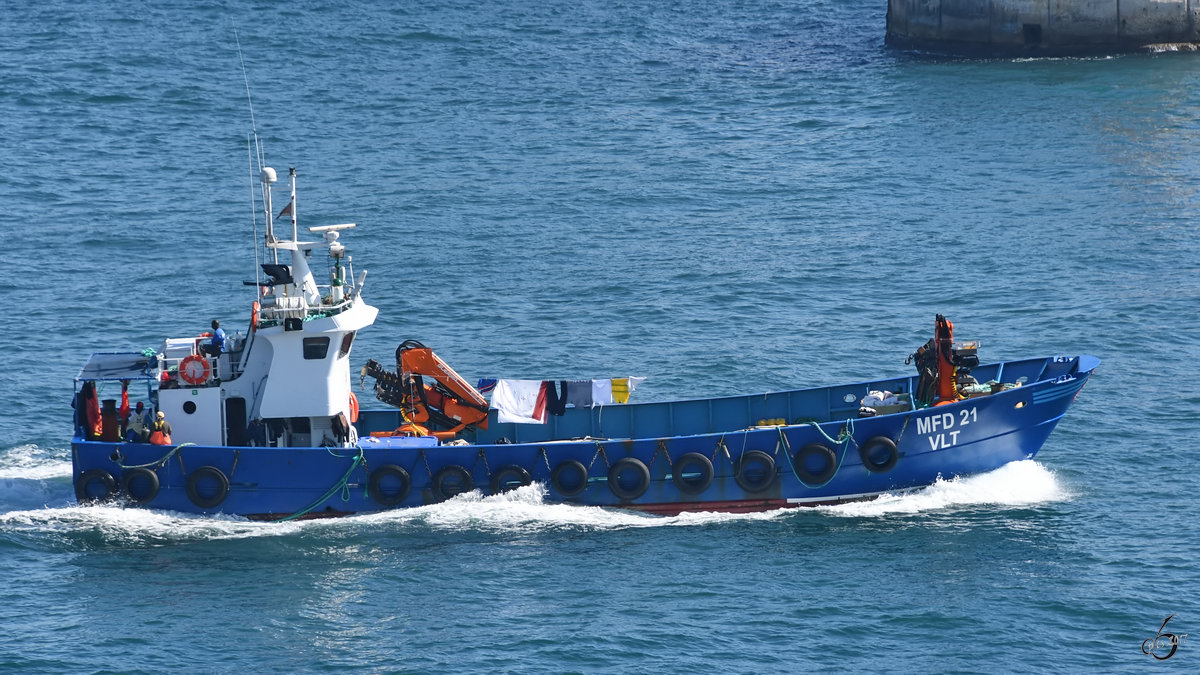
xmin=431 ymin=465 xmax=473 ymax=501
xmin=120 ymin=467 xmax=160 ymax=504
xmin=608 ymin=457 xmax=650 ymax=501
xmin=489 ymin=465 xmax=532 ymax=494
xmin=186 ymin=465 xmax=230 ymax=509
xmin=735 ymin=450 xmax=777 ymax=493
xmin=671 ymin=452 xmax=714 ymax=495
xmin=794 ymin=443 xmax=837 ymax=485
xmin=550 ymin=460 xmax=589 ymax=497
xmin=369 ymin=464 xmax=412 ymax=507
xmin=75 ymin=469 xmax=117 ymax=503
xmin=858 ymin=436 xmax=899 ymax=474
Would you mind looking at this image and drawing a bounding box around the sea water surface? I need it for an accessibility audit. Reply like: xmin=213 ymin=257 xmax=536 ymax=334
xmin=2 ymin=1 xmax=1200 ymax=672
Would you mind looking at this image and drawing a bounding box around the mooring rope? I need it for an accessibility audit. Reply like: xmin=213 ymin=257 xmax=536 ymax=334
xmin=115 ymin=442 xmax=196 ymax=470
xmin=777 ymin=420 xmax=857 ymax=489
xmin=277 ymin=448 xmax=367 ymax=522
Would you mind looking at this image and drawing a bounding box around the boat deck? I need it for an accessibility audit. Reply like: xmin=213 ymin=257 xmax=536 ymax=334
xmin=355 ymin=356 xmax=1077 ymax=445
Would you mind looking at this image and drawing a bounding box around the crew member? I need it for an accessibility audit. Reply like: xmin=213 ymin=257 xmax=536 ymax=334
xmin=245 ymin=418 xmax=267 ymax=447
xmin=74 ymin=381 xmax=102 ymax=439
xmin=149 ymin=411 xmax=173 ymax=445
xmin=126 ymin=401 xmax=152 ymax=443
xmin=201 ymin=319 xmax=227 ymax=357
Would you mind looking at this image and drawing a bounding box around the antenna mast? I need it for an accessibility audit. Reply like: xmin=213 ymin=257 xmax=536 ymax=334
xmin=236 ymin=30 xmax=278 ymax=273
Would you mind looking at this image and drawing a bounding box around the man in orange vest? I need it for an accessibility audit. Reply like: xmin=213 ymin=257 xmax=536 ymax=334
xmin=149 ymin=411 xmax=174 ymax=445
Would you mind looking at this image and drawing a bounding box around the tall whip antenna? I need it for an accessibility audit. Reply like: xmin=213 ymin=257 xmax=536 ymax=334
xmin=236 ymin=29 xmax=266 ymax=289
xmin=235 ymin=29 xmax=265 ymax=170
xmin=236 ymin=31 xmax=257 ymax=142
xmin=248 ymin=134 xmax=260 ymax=285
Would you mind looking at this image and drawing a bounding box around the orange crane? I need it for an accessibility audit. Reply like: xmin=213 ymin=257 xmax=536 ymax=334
xmin=908 ymin=315 xmax=980 ymax=406
xmin=361 ymin=340 xmax=489 ymax=439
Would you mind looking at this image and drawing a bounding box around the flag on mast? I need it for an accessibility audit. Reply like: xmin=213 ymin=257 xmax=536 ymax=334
xmin=278 ymin=197 xmax=293 ymax=219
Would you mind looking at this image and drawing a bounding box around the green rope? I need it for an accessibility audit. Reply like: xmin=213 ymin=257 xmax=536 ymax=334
xmin=116 ymin=443 xmax=196 ymax=470
xmin=324 ymin=446 xmax=362 ymax=460
xmin=778 ymin=421 xmax=857 ymax=490
xmin=277 ymin=449 xmax=366 ymax=522
xmin=801 ymin=417 xmax=855 ymax=446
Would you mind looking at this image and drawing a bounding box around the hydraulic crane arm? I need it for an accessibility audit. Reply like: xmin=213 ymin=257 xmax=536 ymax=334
xmin=361 ymin=340 xmax=489 ymax=437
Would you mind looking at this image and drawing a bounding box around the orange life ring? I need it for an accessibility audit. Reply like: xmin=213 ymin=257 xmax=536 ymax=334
xmin=179 ymin=354 xmax=211 ymax=385
xmin=250 ymin=301 xmax=260 ymax=331
xmin=348 ymin=391 xmax=359 ymax=423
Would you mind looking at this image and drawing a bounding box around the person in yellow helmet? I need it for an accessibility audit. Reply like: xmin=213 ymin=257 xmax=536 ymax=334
xmin=148 ymin=411 xmax=173 ymax=445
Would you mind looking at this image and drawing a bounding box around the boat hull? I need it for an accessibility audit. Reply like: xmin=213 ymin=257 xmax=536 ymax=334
xmin=71 ymin=355 xmax=1097 ymax=520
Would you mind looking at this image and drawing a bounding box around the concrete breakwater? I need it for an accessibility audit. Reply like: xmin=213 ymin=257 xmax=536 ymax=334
xmin=887 ymin=0 xmax=1200 ymax=55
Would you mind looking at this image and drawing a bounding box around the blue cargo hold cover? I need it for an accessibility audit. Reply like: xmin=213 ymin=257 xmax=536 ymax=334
xmin=357 ymin=435 xmax=440 ymax=449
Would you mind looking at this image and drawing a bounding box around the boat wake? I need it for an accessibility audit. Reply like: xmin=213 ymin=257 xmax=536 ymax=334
xmin=0 ymin=460 xmax=1068 ymax=547
xmin=0 ymin=504 xmax=286 ymax=549
xmin=0 ymin=444 xmax=72 ymax=480
xmin=819 ymin=459 xmax=1069 ymax=517
xmin=0 ymin=444 xmax=73 ymax=513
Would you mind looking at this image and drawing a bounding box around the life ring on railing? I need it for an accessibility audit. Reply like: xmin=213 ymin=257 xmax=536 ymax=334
xmin=349 ymin=391 xmax=359 ymax=424
xmin=120 ymin=467 xmax=160 ymax=504
xmin=369 ymin=464 xmax=411 ymax=507
xmin=858 ymin=436 xmax=899 ymax=474
xmin=735 ymin=450 xmax=777 ymax=493
xmin=489 ymin=465 xmax=532 ymax=494
xmin=431 ymin=465 xmax=473 ymax=501
xmin=179 ymin=354 xmax=210 ymax=385
xmin=608 ymin=457 xmax=650 ymax=501
xmin=250 ymin=300 xmax=260 ymax=331
xmin=550 ymin=460 xmax=589 ymax=497
xmin=671 ymin=453 xmax=714 ymax=495
xmin=75 ymin=469 xmax=117 ymax=503
xmin=186 ymin=466 xmax=229 ymax=508
xmin=794 ymin=443 xmax=837 ymax=485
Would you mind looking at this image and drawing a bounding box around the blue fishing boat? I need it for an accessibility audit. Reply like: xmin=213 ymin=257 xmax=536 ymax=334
xmin=70 ymin=166 xmax=1098 ymax=520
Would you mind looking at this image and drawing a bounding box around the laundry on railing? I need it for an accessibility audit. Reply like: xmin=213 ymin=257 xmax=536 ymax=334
xmin=545 ymin=381 xmax=567 ymax=416
xmin=490 ymin=379 xmax=547 ymax=424
xmin=611 ymin=377 xmax=645 ymax=404
xmin=486 ymin=377 xmax=647 ymax=423
xmin=565 ymin=380 xmax=592 ymax=408
xmin=591 ymin=379 xmax=612 ymax=407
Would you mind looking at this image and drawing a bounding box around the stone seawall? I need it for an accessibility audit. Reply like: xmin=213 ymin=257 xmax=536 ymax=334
xmin=887 ymin=0 xmax=1200 ymax=56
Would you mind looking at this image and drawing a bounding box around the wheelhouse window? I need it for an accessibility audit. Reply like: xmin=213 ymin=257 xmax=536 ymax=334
xmin=303 ymin=337 xmax=330 ymax=360
xmin=338 ymin=331 xmax=356 ymax=359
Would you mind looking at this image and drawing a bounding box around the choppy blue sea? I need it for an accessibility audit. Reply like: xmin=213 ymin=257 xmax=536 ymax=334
xmin=3 ymin=1 xmax=1200 ymax=672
